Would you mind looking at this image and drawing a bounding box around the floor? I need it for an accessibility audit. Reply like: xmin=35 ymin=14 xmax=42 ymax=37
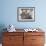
xmin=0 ymin=44 xmax=2 ymax=46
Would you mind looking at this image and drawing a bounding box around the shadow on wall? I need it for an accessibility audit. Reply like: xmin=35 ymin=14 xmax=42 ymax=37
xmin=0 ymin=24 xmax=7 ymax=43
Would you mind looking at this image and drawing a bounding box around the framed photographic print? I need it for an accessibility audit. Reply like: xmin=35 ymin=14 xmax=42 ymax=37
xmin=17 ymin=7 xmax=35 ymax=22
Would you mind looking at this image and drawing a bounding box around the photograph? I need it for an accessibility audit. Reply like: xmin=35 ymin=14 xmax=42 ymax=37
xmin=17 ymin=7 xmax=35 ymax=22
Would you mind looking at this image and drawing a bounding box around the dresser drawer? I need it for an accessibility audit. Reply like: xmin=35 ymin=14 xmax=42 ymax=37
xmin=3 ymin=44 xmax=15 ymax=46
xmin=32 ymin=36 xmax=45 ymax=44
xmin=3 ymin=43 xmax=23 ymax=46
xmin=32 ymin=44 xmax=44 ymax=46
xmin=3 ymin=32 xmax=23 ymax=36
xmin=3 ymin=35 xmax=23 ymax=44
xmin=24 ymin=32 xmax=44 ymax=36
xmin=3 ymin=36 xmax=23 ymax=46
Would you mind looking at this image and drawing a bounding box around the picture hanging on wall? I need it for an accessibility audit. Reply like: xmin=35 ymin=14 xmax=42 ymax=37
xmin=17 ymin=7 xmax=35 ymax=22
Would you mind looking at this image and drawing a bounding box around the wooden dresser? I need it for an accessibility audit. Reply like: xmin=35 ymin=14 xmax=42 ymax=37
xmin=2 ymin=30 xmax=45 ymax=46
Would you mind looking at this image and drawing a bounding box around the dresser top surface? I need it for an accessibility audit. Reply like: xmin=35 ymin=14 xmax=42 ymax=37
xmin=12 ymin=29 xmax=44 ymax=32
xmin=3 ymin=29 xmax=45 ymax=33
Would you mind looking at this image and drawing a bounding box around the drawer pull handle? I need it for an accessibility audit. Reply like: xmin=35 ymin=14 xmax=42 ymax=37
xmin=32 ymin=39 xmax=36 ymax=40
